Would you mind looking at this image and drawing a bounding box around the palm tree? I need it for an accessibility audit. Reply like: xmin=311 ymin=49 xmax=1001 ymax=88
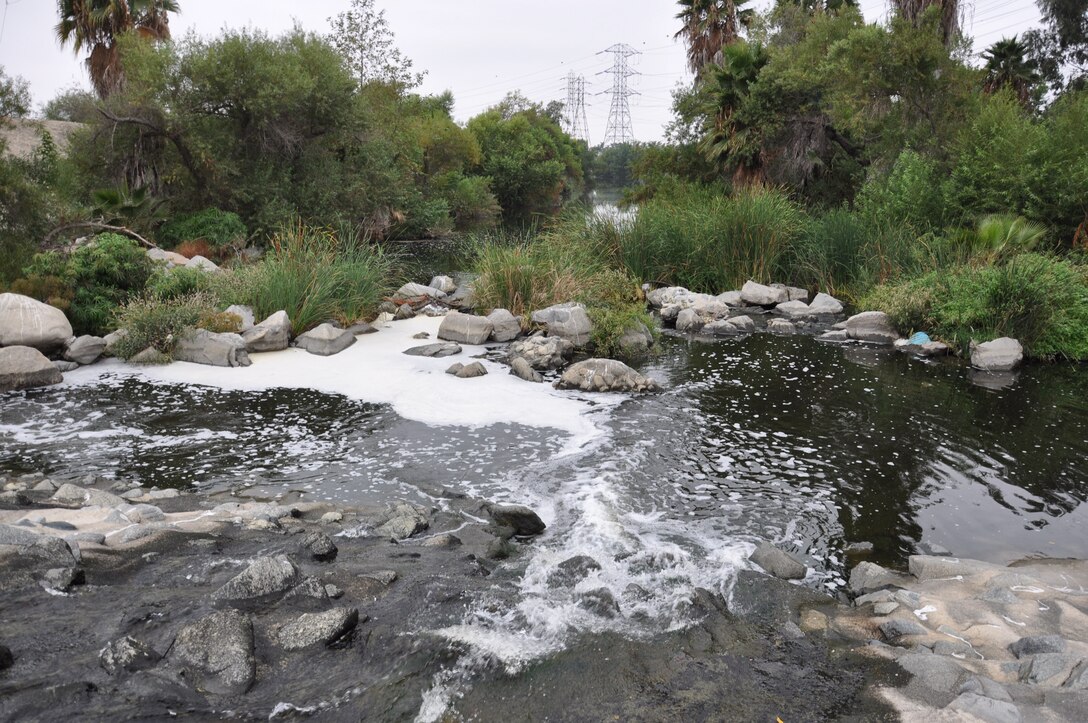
xmin=675 ymin=0 xmax=755 ymax=77
xmin=56 ymin=0 xmax=180 ymax=98
xmin=983 ymin=37 xmax=1040 ymax=107
xmin=892 ymin=0 xmax=961 ymax=47
xmin=698 ymin=41 xmax=769 ymax=185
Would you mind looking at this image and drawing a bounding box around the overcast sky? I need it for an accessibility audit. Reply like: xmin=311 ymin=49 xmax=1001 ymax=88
xmin=0 ymin=0 xmax=1042 ymax=142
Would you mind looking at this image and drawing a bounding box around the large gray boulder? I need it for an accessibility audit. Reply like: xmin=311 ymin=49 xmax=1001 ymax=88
xmin=174 ymin=329 xmax=252 ymax=367
xmin=392 ymin=282 xmax=446 ymax=302
xmin=556 ymin=359 xmax=661 ymax=393
xmin=242 ymin=310 xmax=290 ymax=352
xmin=774 ymin=300 xmax=813 ymax=319
xmin=971 ymin=337 xmax=1023 ymax=372
xmin=509 ymin=335 xmax=573 ymax=370
xmin=749 ymin=542 xmax=807 ymax=580
xmin=0 ymin=293 xmax=73 ymax=352
xmin=808 ymin=292 xmax=845 ymax=315
xmin=63 ymin=335 xmax=106 ymax=365
xmin=0 ymin=346 xmax=63 ymax=392
xmin=438 ymin=311 xmax=494 ymax=345
xmin=740 ymin=281 xmax=789 ymax=307
xmin=486 ymin=309 xmax=521 ymax=342
xmin=212 ymin=554 xmax=300 ymax=602
xmin=675 ymin=308 xmax=704 ymax=333
xmin=171 ymin=610 xmax=255 ymax=695
xmin=224 ymin=305 xmax=255 ymax=332
xmin=530 ymin=302 xmax=593 ymax=347
xmin=845 ymin=311 xmax=899 ymax=345
xmin=294 ymin=323 xmax=355 ymax=356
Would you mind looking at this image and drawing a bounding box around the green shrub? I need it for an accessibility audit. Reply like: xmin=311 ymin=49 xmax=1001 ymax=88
xmin=788 ymin=209 xmax=870 ymax=294
xmin=227 ymin=222 xmax=394 ymax=334
xmin=855 ymin=150 xmax=949 ymax=233
xmin=619 ymin=183 xmax=806 ymax=292
xmin=111 ymin=293 xmax=217 ymax=360
xmin=862 ymin=253 xmax=1088 ymax=360
xmin=158 ymin=209 xmax=248 ymax=249
xmin=147 ymin=266 xmax=216 ymax=300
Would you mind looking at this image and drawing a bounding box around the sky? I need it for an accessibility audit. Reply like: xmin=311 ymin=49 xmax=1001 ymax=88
xmin=0 ymin=0 xmax=1043 ymax=143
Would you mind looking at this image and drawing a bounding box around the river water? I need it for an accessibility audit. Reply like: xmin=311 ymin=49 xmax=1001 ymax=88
xmin=2 ymin=327 xmax=1086 ymax=717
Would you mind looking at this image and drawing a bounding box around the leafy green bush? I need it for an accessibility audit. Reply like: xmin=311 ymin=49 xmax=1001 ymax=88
xmin=619 ymin=183 xmax=806 ymax=292
xmin=111 ymin=293 xmax=218 ymax=361
xmin=855 ymin=150 xmax=949 ymax=233
xmin=226 ymin=222 xmax=394 ymax=334
xmin=146 ymin=266 xmax=217 ymax=300
xmin=863 ymin=253 xmax=1088 ymax=360
xmin=158 ymin=209 xmax=248 ymax=249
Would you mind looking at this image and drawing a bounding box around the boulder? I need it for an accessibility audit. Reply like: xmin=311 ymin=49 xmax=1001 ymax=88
xmin=212 ymin=554 xmax=300 ymax=602
xmin=692 ymin=298 xmax=731 ymax=320
xmin=242 ymin=310 xmax=290 ymax=352
xmin=774 ymin=300 xmax=813 ymax=319
xmin=808 ymin=292 xmax=844 ymax=315
xmin=530 ymin=302 xmax=593 ymax=347
xmin=767 ymin=319 xmax=797 ymax=335
xmin=556 ymin=359 xmax=661 ymax=393
xmin=675 ymin=308 xmax=704 ymax=333
xmin=446 ymin=281 xmax=476 ymax=309
xmin=509 ymin=336 xmax=573 ymax=370
xmin=103 ymin=329 xmax=127 ymax=356
xmin=772 ymin=284 xmax=810 ymax=303
xmin=392 ymin=282 xmax=446 ymax=302
xmin=63 ymin=335 xmax=106 ymax=365
xmin=428 ymin=276 xmax=457 ymax=294
xmin=646 ymin=286 xmax=692 ymax=309
xmin=294 ymin=323 xmax=355 ymax=356
xmin=224 ymin=305 xmax=255 ymax=332
xmin=486 ymin=309 xmax=521 ymax=342
xmin=487 ymin=504 xmax=546 ymax=536
xmin=275 ymin=608 xmax=360 ymax=651
xmin=99 ymin=636 xmax=161 ymax=675
xmin=510 ymin=356 xmax=543 ymax=383
xmin=845 ymin=311 xmax=899 ymax=345
xmin=403 ymin=342 xmax=462 ymax=358
xmin=438 ymin=311 xmax=494 ymax=345
xmin=0 ymin=346 xmax=63 ymax=392
xmin=0 ymin=293 xmax=73 ymax=352
xmin=300 ymin=531 xmax=337 ymax=562
xmin=393 ymin=303 xmax=416 ymax=320
xmin=849 ymin=561 xmax=905 ymax=594
xmin=375 ymin=503 xmax=429 ymax=540
xmin=749 ymin=542 xmax=807 ymax=580
xmin=971 ymin=337 xmax=1023 ymax=372
xmin=946 ymin=693 xmax=1022 ymax=723
xmin=618 ymin=323 xmax=654 ymax=354
xmin=446 ymin=361 xmax=488 ymax=378
xmin=171 ymin=610 xmax=255 ymax=695
xmin=1009 ymin=635 xmax=1066 ymax=659
xmin=174 ymin=329 xmax=251 ymax=367
xmin=717 ymin=291 xmax=743 ymax=307
xmin=703 ymin=315 xmax=755 ymax=336
xmin=185 ymin=255 xmax=219 ymax=273
xmin=740 ymin=280 xmax=789 ymax=307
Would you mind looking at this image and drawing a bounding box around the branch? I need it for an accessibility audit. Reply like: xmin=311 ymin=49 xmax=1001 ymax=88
xmin=824 ymin=124 xmax=869 ymax=166
xmin=45 ymin=221 xmax=156 ymax=250
xmin=96 ymin=107 xmax=207 ymax=193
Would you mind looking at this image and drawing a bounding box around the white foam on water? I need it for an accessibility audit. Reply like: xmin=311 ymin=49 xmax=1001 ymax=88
xmin=60 ymin=316 xmax=607 ymax=449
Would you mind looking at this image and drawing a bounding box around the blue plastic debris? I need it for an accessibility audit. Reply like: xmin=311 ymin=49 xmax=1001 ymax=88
xmin=908 ymin=332 xmax=932 ymax=345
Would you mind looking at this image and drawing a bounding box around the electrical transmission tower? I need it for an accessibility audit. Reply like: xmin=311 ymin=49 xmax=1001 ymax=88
xmin=562 ymin=71 xmax=591 ymax=144
xmin=597 ymin=43 xmax=640 ymax=146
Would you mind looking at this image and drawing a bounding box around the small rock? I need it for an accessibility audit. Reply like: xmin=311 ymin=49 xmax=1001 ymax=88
xmin=429 ymin=276 xmax=457 ymax=294
xmin=510 ymin=356 xmax=543 ymax=383
xmin=873 ymin=602 xmax=900 ymax=616
xmin=375 ymin=504 xmax=429 ymax=540
xmin=577 ymin=588 xmax=620 ymax=617
xmin=129 ymin=347 xmax=170 ymax=365
xmin=487 ymin=504 xmax=546 ymax=536
xmin=99 ymin=636 xmax=161 ymax=675
xmin=393 ymin=282 xmax=446 ymax=302
xmin=486 ymin=538 xmax=517 ymax=560
xmin=174 ymin=329 xmax=251 ymax=367
xmin=454 ymin=361 xmax=487 ymax=378
xmin=420 ymin=533 xmax=462 ymax=548
xmin=320 ymin=511 xmax=343 ymax=525
xmin=530 ymin=302 xmax=593 ymax=346
xmin=749 ymin=542 xmax=807 ymax=580
xmin=394 ymin=303 xmax=416 ymax=320
xmin=403 ymin=342 xmax=462 ymax=358
xmin=300 ymin=531 xmax=338 ymax=562
xmin=849 ymin=561 xmax=903 ymax=594
xmin=412 ymin=331 xmax=430 ymax=339
xmin=675 ymin=308 xmax=704 ymax=333
xmin=52 ymin=360 xmax=79 ymax=373
xmin=817 ymin=330 xmax=850 ymax=343
xmin=799 ymin=609 xmax=828 ymax=633
xmin=242 ymin=311 xmax=291 ymax=353
xmin=224 ymin=305 xmax=255 ymax=332
xmin=212 ymin=554 xmax=300 ymax=602
xmin=325 ymin=584 xmax=343 ymax=600
xmin=294 ymin=323 xmax=356 ymax=356
xmin=844 ymin=541 xmax=874 ymax=555
xmin=548 ymin=555 xmax=602 ymax=588
xmin=880 ymin=619 xmax=928 ymax=641
xmin=42 ymin=566 xmax=85 ymax=592
xmin=509 ymin=335 xmax=573 ymax=370
xmin=275 ymin=608 xmax=361 ymax=651
xmin=766 ymin=318 xmax=797 ymax=335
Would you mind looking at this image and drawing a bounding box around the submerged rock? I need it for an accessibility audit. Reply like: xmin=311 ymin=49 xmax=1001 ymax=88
xmin=749 ymin=542 xmax=807 ymax=580
xmin=171 ymin=609 xmax=255 ymax=695
xmin=275 ymin=607 xmax=360 ymax=651
xmin=555 ymin=359 xmax=661 ymax=393
xmin=971 ymin=337 xmax=1023 ymax=372
xmin=242 ymin=310 xmax=290 ymax=352
xmin=99 ymin=636 xmax=161 ymax=675
xmin=487 ymin=504 xmax=546 ymax=536
xmin=0 ymin=346 xmax=63 ymax=392
xmin=438 ymin=311 xmax=494 ymax=345
xmin=403 ymin=342 xmax=461 ymax=358
xmin=294 ymin=323 xmax=355 ymax=356
xmin=0 ymin=293 xmax=73 ymax=352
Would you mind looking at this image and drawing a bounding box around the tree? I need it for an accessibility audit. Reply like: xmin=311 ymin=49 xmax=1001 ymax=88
xmin=0 ymin=66 xmax=31 ymax=119
xmin=697 ymin=41 xmax=769 ymax=185
xmin=1024 ymin=0 xmax=1088 ymax=93
xmin=55 ymin=0 xmax=180 ymax=98
xmin=891 ymin=0 xmax=962 ymax=47
xmin=42 ymin=86 xmax=100 ymax=123
xmin=982 ymin=37 xmax=1040 ymax=108
xmin=328 ymin=0 xmax=424 ymax=89
xmin=675 ymin=0 xmax=755 ymax=77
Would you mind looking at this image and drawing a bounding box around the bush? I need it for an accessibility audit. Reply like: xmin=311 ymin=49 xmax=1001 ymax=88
xmin=111 ymin=293 xmax=218 ymax=360
xmin=618 ymin=183 xmax=806 ymax=292
xmin=227 ymin=222 xmax=394 ymax=334
xmin=146 ymin=266 xmax=216 ymax=300
xmin=855 ymin=150 xmax=949 ymax=233
xmin=158 ymin=209 xmax=248 ymax=250
xmin=863 ymin=253 xmax=1088 ymax=360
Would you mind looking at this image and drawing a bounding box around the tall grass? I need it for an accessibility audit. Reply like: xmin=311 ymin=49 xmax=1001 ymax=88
xmin=618 ymin=184 xmax=805 ymax=293
xmin=228 ymin=221 xmax=395 ymax=334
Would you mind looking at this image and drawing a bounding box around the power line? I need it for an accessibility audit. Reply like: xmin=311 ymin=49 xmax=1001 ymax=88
xmin=562 ymin=71 xmax=591 ymax=144
xmin=597 ymin=43 xmax=641 ymax=145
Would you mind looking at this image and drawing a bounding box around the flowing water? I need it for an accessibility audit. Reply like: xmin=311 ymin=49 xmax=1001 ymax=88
xmin=2 ymin=331 xmax=1086 ymax=718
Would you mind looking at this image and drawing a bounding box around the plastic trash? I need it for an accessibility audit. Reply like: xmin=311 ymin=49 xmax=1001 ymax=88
xmin=908 ymin=331 xmax=932 ymax=345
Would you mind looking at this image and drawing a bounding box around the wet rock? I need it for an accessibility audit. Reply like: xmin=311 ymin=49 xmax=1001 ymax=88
xmin=556 ymin=359 xmax=661 ymax=393
xmin=63 ymin=335 xmax=106 ymax=365
xmin=224 ymin=305 xmax=255 ymax=332
xmin=0 ymin=293 xmax=73 ymax=351
xmin=348 ymin=321 xmax=378 ymax=335
xmin=275 ymin=607 xmax=361 ymax=651
xmin=1020 ymin=653 xmax=1082 ymax=685
xmin=509 ymin=335 xmax=573 ymax=370
xmin=99 ymin=636 xmax=161 ymax=675
xmin=0 ymin=346 xmax=63 ymax=392
xmin=618 ymin=322 xmax=654 ymax=354
xmin=848 ymin=561 xmax=904 ymax=594
xmin=774 ymin=300 xmax=812 ymax=319
xmin=845 ymin=311 xmax=899 ymax=345
xmin=703 ymin=315 xmax=755 ymax=336
xmin=300 ymin=531 xmax=338 ymax=562
xmin=375 ymin=504 xmax=429 ymax=540
xmin=52 ymin=483 xmax=125 ymax=508
xmin=325 ymin=584 xmax=343 ymax=600
xmin=767 ymin=318 xmax=798 ymax=335
xmin=212 ymin=554 xmax=300 ymax=602
xmin=740 ymin=280 xmax=788 ymax=307
xmin=438 ymin=311 xmax=494 ymax=345
xmin=1010 ymin=635 xmax=1066 ymax=659
xmin=121 ymin=504 xmax=165 ymax=523
xmin=446 ymin=361 xmax=487 ymax=378
xmin=420 ymin=533 xmax=461 ymax=548
xmin=510 ymin=356 xmax=543 ymax=383
xmin=174 ymin=329 xmax=251 ymax=367
xmin=428 ymin=275 xmax=457 ymax=294
xmin=908 ymin=555 xmax=1000 ymax=581
xmin=486 ymin=504 xmax=546 ymax=536
xmin=320 ymin=511 xmax=343 ymax=525
xmin=392 ymin=282 xmax=446 ymax=302
xmin=42 ymin=566 xmax=85 ymax=592
xmin=675 ymin=308 xmax=704 ymax=333
xmin=971 ymin=337 xmax=1023 ymax=372
xmin=749 ymin=542 xmax=807 ymax=580
xmin=817 ymin=330 xmax=850 ymax=343
xmin=285 ymin=577 xmax=331 ymax=601
xmin=403 ymin=342 xmax=462 ymax=358
xmin=578 ymin=587 xmax=620 ymax=617
xmin=548 ymin=555 xmax=602 ymax=588
xmin=242 ymin=311 xmax=290 ymax=353
xmin=808 ymin=292 xmax=845 ymax=315
xmin=879 ymin=619 xmax=928 ymax=641
xmin=486 ymin=309 xmax=521 ymax=342
xmin=486 ymin=538 xmax=517 ymax=560
xmin=172 ymin=609 xmax=255 ymax=695
xmin=844 ymin=541 xmax=874 ymax=556
xmin=530 ymin=302 xmax=593 ymax=347
xmin=294 ymin=323 xmax=355 ymax=356
xmin=0 ymin=644 xmax=12 ymax=670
